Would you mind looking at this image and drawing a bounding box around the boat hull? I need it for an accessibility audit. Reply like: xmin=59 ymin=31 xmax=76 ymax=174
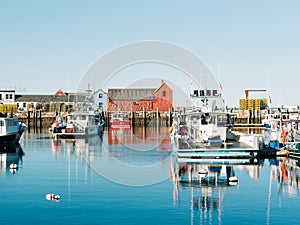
xmin=0 ymin=133 xmax=17 ymax=147
xmin=52 ymin=124 xmax=104 ymax=140
xmin=110 ymin=120 xmax=131 ymax=130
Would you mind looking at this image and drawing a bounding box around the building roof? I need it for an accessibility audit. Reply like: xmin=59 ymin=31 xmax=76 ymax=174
xmin=0 ymin=90 xmax=15 ymax=93
xmin=54 ymin=89 xmax=66 ymax=96
xmin=108 ymin=88 xmax=156 ymax=101
xmin=15 ymin=93 xmax=87 ymax=103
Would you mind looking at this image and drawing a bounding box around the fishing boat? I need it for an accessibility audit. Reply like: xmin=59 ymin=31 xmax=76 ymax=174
xmin=0 ymin=117 xmax=27 ymax=146
xmin=262 ymin=109 xmax=300 ymax=149
xmin=50 ymin=111 xmax=105 ymax=139
xmin=173 ymin=89 xmax=263 ymax=160
xmin=109 ymin=111 xmax=131 ymax=130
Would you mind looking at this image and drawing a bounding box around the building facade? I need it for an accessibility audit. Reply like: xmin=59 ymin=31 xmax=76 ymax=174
xmin=91 ymin=89 xmax=108 ymax=112
xmin=107 ymin=82 xmax=173 ymax=112
xmin=0 ymin=90 xmax=15 ymax=104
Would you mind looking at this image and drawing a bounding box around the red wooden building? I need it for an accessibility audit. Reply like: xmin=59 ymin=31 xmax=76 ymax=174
xmin=108 ymin=82 xmax=173 ymax=112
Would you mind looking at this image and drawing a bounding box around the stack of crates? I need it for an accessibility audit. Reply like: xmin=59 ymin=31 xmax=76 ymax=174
xmin=239 ymin=98 xmax=268 ymax=110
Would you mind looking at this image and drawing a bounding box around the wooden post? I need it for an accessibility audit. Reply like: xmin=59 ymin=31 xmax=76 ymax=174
xmin=39 ymin=109 xmax=42 ymax=132
xmin=156 ymin=108 xmax=159 ymax=127
xmin=169 ymin=108 xmax=173 ymax=126
xmin=106 ymin=111 xmax=109 ymax=128
xmin=27 ymin=111 xmax=31 ymax=132
xmin=34 ymin=110 xmax=37 ymax=132
xmin=143 ymin=107 xmax=146 ymax=127
xmin=131 ymin=110 xmax=135 ymax=127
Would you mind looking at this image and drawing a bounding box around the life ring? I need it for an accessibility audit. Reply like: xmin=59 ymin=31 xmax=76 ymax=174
xmin=180 ymin=125 xmax=189 ymax=135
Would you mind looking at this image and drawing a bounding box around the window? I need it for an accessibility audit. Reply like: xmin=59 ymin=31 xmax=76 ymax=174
xmin=5 ymin=94 xmax=8 ymax=99
xmin=98 ymin=102 xmax=103 ymax=108
xmin=9 ymin=94 xmax=13 ymax=99
xmin=162 ymin=91 xmax=166 ymax=97
xmin=99 ymin=93 xmax=103 ymax=98
xmin=0 ymin=94 xmax=2 ymax=100
xmin=23 ymin=103 xmax=26 ymax=108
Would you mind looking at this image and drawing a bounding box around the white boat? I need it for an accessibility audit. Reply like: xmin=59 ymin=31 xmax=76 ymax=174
xmin=0 ymin=117 xmax=27 ymax=146
xmin=262 ymin=110 xmax=300 ymax=149
xmin=50 ymin=111 xmax=105 ymax=139
xmin=173 ymin=90 xmax=262 ymax=160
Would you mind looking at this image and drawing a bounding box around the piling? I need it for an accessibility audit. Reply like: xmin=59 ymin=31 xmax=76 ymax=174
xmin=131 ymin=110 xmax=135 ymax=127
xmin=27 ymin=111 xmax=31 ymax=132
xmin=143 ymin=108 xmax=147 ymax=127
xmin=39 ymin=110 xmax=42 ymax=132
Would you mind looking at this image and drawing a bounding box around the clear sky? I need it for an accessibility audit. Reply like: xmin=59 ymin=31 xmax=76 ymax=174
xmin=1 ymin=0 xmax=300 ymax=107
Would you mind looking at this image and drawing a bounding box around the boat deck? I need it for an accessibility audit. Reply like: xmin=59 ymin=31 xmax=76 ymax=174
xmin=175 ymin=136 xmax=258 ymax=159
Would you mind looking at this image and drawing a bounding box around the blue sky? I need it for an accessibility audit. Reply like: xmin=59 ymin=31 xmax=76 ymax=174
xmin=1 ymin=1 xmax=300 ymax=107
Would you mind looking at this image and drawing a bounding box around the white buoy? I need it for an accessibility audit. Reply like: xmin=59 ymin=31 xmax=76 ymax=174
xmin=46 ymin=193 xmax=61 ymax=202
xmin=229 ymin=176 xmax=238 ymax=183
xmin=54 ymin=195 xmax=61 ymax=202
xmin=46 ymin=193 xmax=55 ymax=201
xmin=229 ymin=181 xmax=238 ymax=186
xmin=9 ymin=163 xmax=18 ymax=169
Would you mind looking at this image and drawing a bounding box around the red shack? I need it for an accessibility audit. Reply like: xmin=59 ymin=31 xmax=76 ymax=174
xmin=108 ymin=81 xmax=173 ymax=112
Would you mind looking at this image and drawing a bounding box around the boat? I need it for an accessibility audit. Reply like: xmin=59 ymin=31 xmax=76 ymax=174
xmin=109 ymin=111 xmax=131 ymax=130
xmin=173 ymin=89 xmax=263 ymax=160
xmin=262 ymin=109 xmax=300 ymax=149
xmin=50 ymin=111 xmax=105 ymax=139
xmin=0 ymin=117 xmax=27 ymax=146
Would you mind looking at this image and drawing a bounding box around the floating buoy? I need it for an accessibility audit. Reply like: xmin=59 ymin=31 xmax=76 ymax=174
xmin=54 ymin=195 xmax=61 ymax=202
xmin=10 ymin=168 xmax=17 ymax=174
xmin=229 ymin=176 xmax=238 ymax=183
xmin=46 ymin=193 xmax=55 ymax=201
xmin=229 ymin=181 xmax=238 ymax=186
xmin=46 ymin=193 xmax=61 ymax=202
xmin=9 ymin=163 xmax=18 ymax=170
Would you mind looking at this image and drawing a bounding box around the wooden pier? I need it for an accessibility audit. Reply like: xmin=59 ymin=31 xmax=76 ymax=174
xmin=105 ymin=110 xmax=173 ymax=127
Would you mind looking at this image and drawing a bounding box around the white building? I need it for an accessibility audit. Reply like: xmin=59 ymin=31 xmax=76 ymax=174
xmin=91 ymin=89 xmax=108 ymax=112
xmin=0 ymin=90 xmax=15 ymax=104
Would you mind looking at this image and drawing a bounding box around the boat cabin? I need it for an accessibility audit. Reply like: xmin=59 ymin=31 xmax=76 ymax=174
xmin=0 ymin=118 xmax=19 ymax=135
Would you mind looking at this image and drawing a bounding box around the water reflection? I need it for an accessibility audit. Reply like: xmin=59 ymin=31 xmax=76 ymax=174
xmin=171 ymin=157 xmax=300 ymax=225
xmin=0 ymin=143 xmax=24 ymax=174
xmin=108 ymin=125 xmax=172 ymax=151
xmin=274 ymin=157 xmax=300 ymax=195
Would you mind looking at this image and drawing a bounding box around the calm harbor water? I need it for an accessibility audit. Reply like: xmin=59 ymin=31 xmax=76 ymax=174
xmin=1 ymin=125 xmax=300 ymax=225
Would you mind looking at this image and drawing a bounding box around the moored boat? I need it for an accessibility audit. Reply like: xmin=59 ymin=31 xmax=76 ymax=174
xmin=0 ymin=117 xmax=27 ymax=146
xmin=50 ymin=111 xmax=105 ymax=139
xmin=173 ymin=89 xmax=263 ymax=160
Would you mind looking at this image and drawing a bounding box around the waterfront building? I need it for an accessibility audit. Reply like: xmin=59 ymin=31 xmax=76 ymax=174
xmin=90 ymin=89 xmax=108 ymax=112
xmin=14 ymin=89 xmax=81 ymax=112
xmin=0 ymin=90 xmax=15 ymax=104
xmin=107 ymin=81 xmax=173 ymax=112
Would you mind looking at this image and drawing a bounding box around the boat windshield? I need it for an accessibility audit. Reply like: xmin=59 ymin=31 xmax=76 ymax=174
xmin=201 ymin=114 xmax=215 ymax=125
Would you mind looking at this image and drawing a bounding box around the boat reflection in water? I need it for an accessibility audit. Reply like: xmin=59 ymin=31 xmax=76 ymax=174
xmin=0 ymin=143 xmax=24 ymax=174
xmin=272 ymin=157 xmax=300 ymax=195
xmin=51 ymin=134 xmax=103 ymax=156
xmin=171 ymin=156 xmax=300 ymax=224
